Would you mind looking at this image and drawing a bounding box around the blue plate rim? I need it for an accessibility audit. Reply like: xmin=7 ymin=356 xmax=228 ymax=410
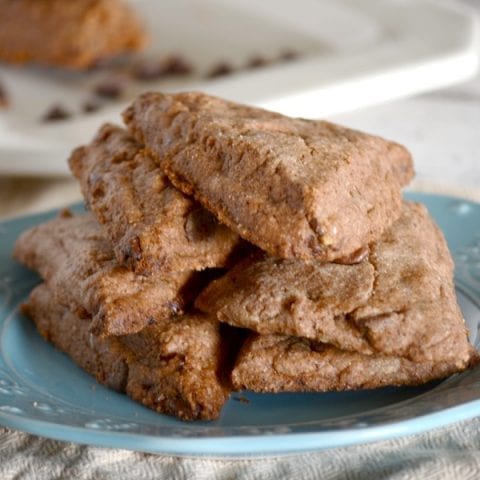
xmin=1 ymin=191 xmax=480 ymax=457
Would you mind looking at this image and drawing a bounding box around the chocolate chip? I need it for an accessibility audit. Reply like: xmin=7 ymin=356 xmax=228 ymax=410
xmin=279 ymin=49 xmax=299 ymax=62
xmin=134 ymin=55 xmax=193 ymax=81
xmin=159 ymin=353 xmax=181 ymax=363
xmin=94 ymin=77 xmax=126 ymax=99
xmin=41 ymin=104 xmax=71 ymax=122
xmin=247 ymin=56 xmax=268 ymax=69
xmin=207 ymin=61 xmax=234 ymax=79
xmin=185 ymin=208 xmax=218 ymax=241
xmin=161 ymin=55 xmax=193 ymax=75
xmin=82 ymin=100 xmax=101 ymax=113
xmin=124 ymin=236 xmax=142 ymax=263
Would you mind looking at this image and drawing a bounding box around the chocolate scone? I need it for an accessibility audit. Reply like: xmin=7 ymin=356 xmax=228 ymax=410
xmin=0 ymin=0 xmax=146 ymax=69
xmin=24 ymin=284 xmax=230 ymax=420
xmin=123 ymin=91 xmax=413 ymax=261
xmin=14 ymin=211 xmax=197 ymax=337
xmin=197 ymin=202 xmax=472 ymax=364
xmin=232 ymin=334 xmax=477 ymax=393
xmin=69 ymin=124 xmax=241 ymax=275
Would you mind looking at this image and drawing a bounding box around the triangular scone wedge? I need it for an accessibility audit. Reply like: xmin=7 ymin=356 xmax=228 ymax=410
xmin=0 ymin=0 xmax=146 ymax=69
xmin=23 ymin=284 xmax=230 ymax=421
xmin=14 ymin=211 xmax=200 ymax=337
xmin=69 ymin=124 xmax=241 ymax=275
xmin=232 ymin=333 xmax=477 ymax=393
xmin=197 ymin=202 xmax=471 ymax=364
xmin=124 ymin=91 xmax=413 ymax=261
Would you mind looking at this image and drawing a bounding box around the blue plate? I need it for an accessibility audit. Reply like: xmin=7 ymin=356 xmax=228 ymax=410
xmin=1 ymin=192 xmax=480 ymax=457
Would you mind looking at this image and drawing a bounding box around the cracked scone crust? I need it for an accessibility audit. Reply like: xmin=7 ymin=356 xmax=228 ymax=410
xmin=13 ymin=212 xmax=197 ymax=337
xmin=23 ymin=284 xmax=230 ymax=420
xmin=0 ymin=0 xmax=146 ymax=69
xmin=197 ymin=202 xmax=472 ymax=364
xmin=232 ymin=334 xmax=476 ymax=393
xmin=69 ymin=124 xmax=241 ymax=275
xmin=124 ymin=91 xmax=413 ymax=261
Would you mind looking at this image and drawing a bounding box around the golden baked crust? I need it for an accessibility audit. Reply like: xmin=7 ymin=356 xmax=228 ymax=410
xmin=13 ymin=212 xmax=198 ymax=336
xmin=123 ymin=91 xmax=413 ymax=261
xmin=197 ymin=202 xmax=472 ymax=364
xmin=69 ymin=124 xmax=241 ymax=275
xmin=24 ymin=284 xmax=230 ymax=420
xmin=232 ymin=333 xmax=477 ymax=393
xmin=0 ymin=0 xmax=146 ymax=69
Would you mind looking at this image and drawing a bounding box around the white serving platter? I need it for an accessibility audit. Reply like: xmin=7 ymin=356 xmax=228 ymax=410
xmin=0 ymin=0 xmax=477 ymax=176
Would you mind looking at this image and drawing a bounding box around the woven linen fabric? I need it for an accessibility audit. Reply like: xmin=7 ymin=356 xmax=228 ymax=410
xmin=2 ymin=418 xmax=480 ymax=480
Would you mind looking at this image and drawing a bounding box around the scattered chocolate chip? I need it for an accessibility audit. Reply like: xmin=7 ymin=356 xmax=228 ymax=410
xmin=279 ymin=49 xmax=299 ymax=62
xmin=41 ymin=104 xmax=71 ymax=122
xmin=247 ymin=56 xmax=268 ymax=69
xmin=82 ymin=100 xmax=101 ymax=114
xmin=93 ymin=76 xmax=126 ymax=100
xmin=163 ymin=55 xmax=193 ymax=75
xmin=134 ymin=55 xmax=193 ymax=81
xmin=207 ymin=61 xmax=234 ymax=79
xmin=0 ymin=81 xmax=8 ymax=108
